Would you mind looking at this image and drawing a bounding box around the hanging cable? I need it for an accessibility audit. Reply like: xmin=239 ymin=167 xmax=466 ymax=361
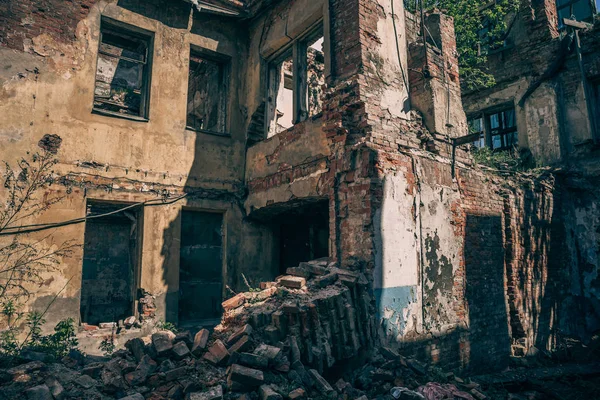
xmin=390 ymin=0 xmax=410 ymax=94
xmin=0 ymin=193 xmax=188 ymax=237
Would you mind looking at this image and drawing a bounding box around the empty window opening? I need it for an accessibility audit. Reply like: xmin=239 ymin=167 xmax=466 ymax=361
xmin=276 ymin=201 xmax=329 ymax=274
xmin=556 ymin=0 xmax=597 ymax=29
xmin=93 ymin=20 xmax=153 ymax=119
xmin=307 ymin=35 xmax=325 ymax=118
xmin=186 ymin=49 xmax=229 ymax=134
xmin=266 ymin=23 xmax=325 ymax=138
xmin=179 ymin=211 xmax=224 ymax=326
xmin=468 ymin=107 xmax=518 ymax=151
xmin=81 ymin=202 xmax=141 ymax=325
xmin=269 ymin=52 xmax=295 ymax=136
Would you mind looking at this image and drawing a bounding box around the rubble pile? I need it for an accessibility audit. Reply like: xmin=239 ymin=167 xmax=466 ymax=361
xmin=0 ymin=259 xmax=490 ymax=400
xmin=217 ymin=258 xmax=375 ymax=372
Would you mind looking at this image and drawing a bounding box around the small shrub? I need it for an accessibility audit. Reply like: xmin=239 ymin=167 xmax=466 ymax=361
xmin=471 ymin=146 xmax=534 ymax=171
xmin=99 ymin=337 xmax=116 ymax=357
xmin=39 ymin=318 xmax=78 ymax=358
xmin=156 ymin=320 xmax=178 ymax=333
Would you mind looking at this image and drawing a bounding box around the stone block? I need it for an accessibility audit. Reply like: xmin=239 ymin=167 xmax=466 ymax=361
xmin=236 ymin=352 xmax=268 ymax=369
xmin=259 ymin=384 xmax=283 ymax=400
xmin=186 ymin=385 xmax=223 ymax=400
xmin=288 ymin=388 xmax=306 ymax=400
xmin=175 ymin=330 xmax=194 ymax=347
xmin=227 ymin=324 xmax=253 ymax=346
xmin=152 ymin=332 xmax=173 ymax=356
xmin=74 ymin=374 xmax=97 ymax=389
xmin=300 ymin=262 xmax=327 ymax=276
xmin=222 ymin=293 xmax=246 ymax=310
xmin=227 ymin=364 xmax=264 ymax=388
xmin=125 ymin=338 xmax=146 ymax=362
xmin=172 ymin=341 xmax=191 ymax=360
xmin=286 ymin=267 xmax=312 ymax=279
xmin=314 ymin=273 xmax=338 ymax=288
xmin=25 ymin=384 xmax=52 ymax=400
xmin=309 ymin=369 xmax=334 ymax=394
xmin=228 ymin=335 xmax=251 ymax=354
xmin=119 ymin=394 xmax=145 ymax=400
xmin=207 ymin=340 xmax=230 ymax=365
xmin=124 ymin=316 xmax=137 ymax=328
xmin=278 ymin=276 xmax=306 ymax=289
xmin=192 ymin=329 xmax=210 ymax=355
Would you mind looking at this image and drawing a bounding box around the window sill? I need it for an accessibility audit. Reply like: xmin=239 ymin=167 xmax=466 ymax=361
xmin=92 ymin=108 xmax=149 ymax=122
xmin=185 ymin=126 xmax=231 ymax=138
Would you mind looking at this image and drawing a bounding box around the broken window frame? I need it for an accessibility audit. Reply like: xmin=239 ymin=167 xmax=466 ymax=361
xmin=92 ymin=18 xmax=154 ymax=121
xmin=265 ymin=21 xmax=325 ymax=138
xmin=467 ymin=105 xmax=518 ymax=151
xmin=185 ymin=46 xmax=231 ymax=136
xmin=556 ymin=0 xmax=598 ymax=29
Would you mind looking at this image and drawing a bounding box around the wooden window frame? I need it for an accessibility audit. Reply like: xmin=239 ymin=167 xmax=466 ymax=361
xmin=467 ymin=105 xmax=518 ymax=151
xmin=92 ymin=17 xmax=154 ymax=121
xmin=185 ymin=46 xmax=231 ymax=137
xmin=265 ymin=21 xmax=324 ymax=138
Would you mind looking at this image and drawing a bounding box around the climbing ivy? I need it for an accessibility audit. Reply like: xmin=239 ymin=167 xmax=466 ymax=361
xmin=405 ymin=0 xmax=519 ymax=90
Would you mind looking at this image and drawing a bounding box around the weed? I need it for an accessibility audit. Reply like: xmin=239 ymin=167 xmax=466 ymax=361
xmin=156 ymin=320 xmax=178 ymax=333
xmin=99 ymin=337 xmax=116 ymax=357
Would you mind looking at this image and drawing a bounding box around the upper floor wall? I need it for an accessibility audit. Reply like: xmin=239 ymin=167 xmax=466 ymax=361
xmin=0 ymin=0 xmax=249 ymax=191
xmin=461 ymin=0 xmax=600 ymax=166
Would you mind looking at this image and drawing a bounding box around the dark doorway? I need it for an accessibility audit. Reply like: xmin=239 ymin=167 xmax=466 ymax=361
xmin=81 ymin=202 xmax=140 ymax=325
xmin=278 ymin=200 xmax=329 ymax=273
xmin=179 ymin=210 xmax=224 ymax=326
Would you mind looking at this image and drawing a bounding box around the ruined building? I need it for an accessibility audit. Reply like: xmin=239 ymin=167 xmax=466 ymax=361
xmin=0 ymin=0 xmax=599 ymax=376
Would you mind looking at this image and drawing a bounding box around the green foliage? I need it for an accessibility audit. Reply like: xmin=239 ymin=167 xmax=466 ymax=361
xmin=156 ymin=320 xmax=178 ymax=333
xmin=38 ymin=318 xmax=78 ymax=358
xmin=471 ymin=146 xmax=532 ymax=171
xmin=0 ymin=316 xmax=78 ymax=360
xmin=405 ymin=0 xmax=519 ymax=90
xmin=99 ymin=337 xmax=116 ymax=357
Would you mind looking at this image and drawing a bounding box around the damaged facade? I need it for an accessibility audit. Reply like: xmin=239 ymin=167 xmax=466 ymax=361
xmin=0 ymin=0 xmax=599 ymax=378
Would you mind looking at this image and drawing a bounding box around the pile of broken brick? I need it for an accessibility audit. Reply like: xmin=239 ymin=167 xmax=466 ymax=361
xmin=1 ymin=259 xmax=489 ymax=400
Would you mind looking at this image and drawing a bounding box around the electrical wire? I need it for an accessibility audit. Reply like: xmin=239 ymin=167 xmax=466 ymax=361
xmin=390 ymin=0 xmax=410 ymax=93
xmin=0 ymin=193 xmax=188 ymax=237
